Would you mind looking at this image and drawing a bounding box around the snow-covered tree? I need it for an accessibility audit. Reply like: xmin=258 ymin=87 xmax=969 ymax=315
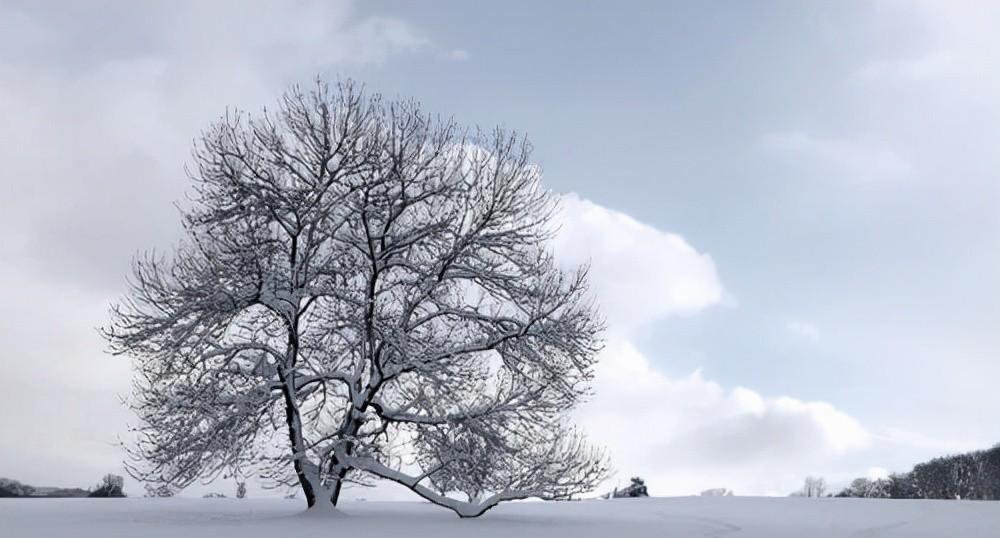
xmin=105 ymin=79 xmax=609 ymax=516
xmin=613 ymin=477 xmax=649 ymax=498
xmin=887 ymin=473 xmax=916 ymax=499
xmin=907 ymin=447 xmax=1000 ymax=500
xmin=89 ymin=474 xmax=125 ymax=497
xmin=838 ymin=477 xmax=893 ymax=498
xmin=0 ymin=478 xmax=35 ymax=497
xmin=796 ymin=476 xmax=826 ymax=498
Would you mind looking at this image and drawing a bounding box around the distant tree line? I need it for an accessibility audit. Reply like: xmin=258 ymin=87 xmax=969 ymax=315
xmin=838 ymin=444 xmax=1000 ymax=500
xmin=0 ymin=478 xmax=35 ymax=497
xmin=0 ymin=474 xmax=125 ymax=498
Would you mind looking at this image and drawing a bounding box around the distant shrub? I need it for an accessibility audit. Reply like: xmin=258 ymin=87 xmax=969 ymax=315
xmin=612 ymin=477 xmax=649 ymax=498
xmin=88 ymin=474 xmax=126 ymax=497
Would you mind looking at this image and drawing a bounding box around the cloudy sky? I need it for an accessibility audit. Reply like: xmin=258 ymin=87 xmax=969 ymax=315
xmin=1 ymin=0 xmax=997 ymax=497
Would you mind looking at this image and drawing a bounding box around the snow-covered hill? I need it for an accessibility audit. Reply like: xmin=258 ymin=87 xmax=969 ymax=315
xmin=3 ymin=496 xmax=999 ymax=537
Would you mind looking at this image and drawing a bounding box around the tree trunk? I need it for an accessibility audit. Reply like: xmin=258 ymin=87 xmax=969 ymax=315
xmin=281 ymin=390 xmax=318 ymax=506
xmin=328 ymin=412 xmax=364 ymax=506
xmin=277 ymin=363 xmax=321 ymax=508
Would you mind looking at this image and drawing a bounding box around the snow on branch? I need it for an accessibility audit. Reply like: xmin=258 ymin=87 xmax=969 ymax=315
xmin=105 ymin=78 xmax=608 ymax=513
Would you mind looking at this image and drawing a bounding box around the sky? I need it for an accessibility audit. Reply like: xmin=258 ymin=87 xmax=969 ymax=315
xmin=0 ymin=0 xmax=997 ymax=498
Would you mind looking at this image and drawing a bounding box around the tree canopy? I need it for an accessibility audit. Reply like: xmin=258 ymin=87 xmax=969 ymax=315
xmin=106 ymin=79 xmax=608 ymax=516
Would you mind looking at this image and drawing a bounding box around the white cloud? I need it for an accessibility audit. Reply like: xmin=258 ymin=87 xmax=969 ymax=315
xmin=552 ymin=193 xmax=724 ymax=332
xmin=761 ymin=132 xmax=913 ymax=182
xmin=551 ymin=196 xmax=873 ymax=495
xmin=786 ymin=320 xmax=820 ymax=341
xmin=578 ymin=340 xmax=871 ymax=496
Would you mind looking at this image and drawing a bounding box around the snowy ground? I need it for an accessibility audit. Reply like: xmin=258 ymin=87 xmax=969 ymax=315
xmin=3 ymin=496 xmax=999 ymax=537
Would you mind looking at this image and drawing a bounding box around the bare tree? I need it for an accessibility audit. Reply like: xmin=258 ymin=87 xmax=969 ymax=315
xmin=105 ymin=79 xmax=608 ymax=516
xmin=798 ymin=476 xmax=826 ymax=498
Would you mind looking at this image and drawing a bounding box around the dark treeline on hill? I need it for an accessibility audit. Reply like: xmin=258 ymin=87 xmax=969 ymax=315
xmin=838 ymin=444 xmax=1000 ymax=500
xmin=0 ymin=474 xmax=125 ymax=498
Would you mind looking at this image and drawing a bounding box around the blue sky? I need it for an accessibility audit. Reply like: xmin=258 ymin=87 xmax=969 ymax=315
xmin=0 ymin=0 xmax=997 ymax=496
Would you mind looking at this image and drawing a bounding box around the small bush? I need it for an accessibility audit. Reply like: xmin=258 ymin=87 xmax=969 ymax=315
xmin=88 ymin=474 xmax=126 ymax=498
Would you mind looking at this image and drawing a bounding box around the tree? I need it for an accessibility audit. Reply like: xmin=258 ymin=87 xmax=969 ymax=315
xmin=837 ymin=444 xmax=1000 ymax=501
xmin=0 ymin=478 xmax=34 ymax=497
xmin=89 ymin=474 xmax=125 ymax=497
xmin=837 ymin=477 xmax=892 ymax=498
xmin=105 ymin=79 xmax=609 ymax=517
xmin=613 ymin=477 xmax=649 ymax=498
xmin=839 ymin=477 xmax=864 ymax=497
xmin=797 ymin=476 xmax=826 ymax=498
xmin=887 ymin=472 xmax=916 ymax=499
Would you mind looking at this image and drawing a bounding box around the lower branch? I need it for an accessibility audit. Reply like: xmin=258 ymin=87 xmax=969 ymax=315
xmin=343 ymin=455 xmax=535 ymax=518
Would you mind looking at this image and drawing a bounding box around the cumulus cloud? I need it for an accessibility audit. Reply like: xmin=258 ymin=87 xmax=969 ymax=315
xmin=552 ymin=193 xmax=724 ymax=332
xmin=578 ymin=340 xmax=871 ymax=496
xmin=550 ymin=195 xmax=872 ymax=495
